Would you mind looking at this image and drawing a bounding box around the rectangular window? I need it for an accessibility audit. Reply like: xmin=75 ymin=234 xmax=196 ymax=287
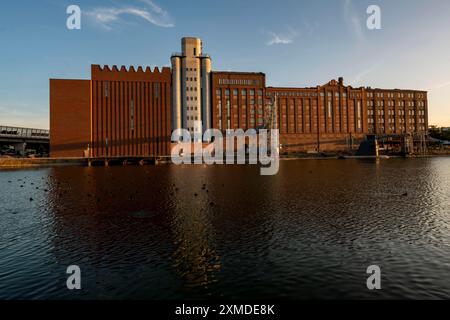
xmin=155 ymin=83 xmax=159 ymax=98
xmin=130 ymin=99 xmax=135 ymax=131
xmin=357 ymin=101 xmax=362 ymax=130
xmin=104 ymin=82 xmax=109 ymax=98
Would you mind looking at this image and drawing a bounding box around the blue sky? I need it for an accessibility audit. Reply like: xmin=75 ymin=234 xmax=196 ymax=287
xmin=1 ymin=0 xmax=450 ymax=128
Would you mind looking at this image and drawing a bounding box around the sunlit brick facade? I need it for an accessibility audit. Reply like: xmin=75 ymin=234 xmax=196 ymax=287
xmin=210 ymin=74 xmax=428 ymax=152
xmin=211 ymin=72 xmax=266 ymax=131
xmin=50 ymin=65 xmax=172 ymax=158
xmin=50 ymin=37 xmax=429 ymax=156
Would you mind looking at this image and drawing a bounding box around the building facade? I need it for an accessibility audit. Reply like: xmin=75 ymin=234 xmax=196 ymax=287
xmin=171 ymin=37 xmax=212 ymax=134
xmin=50 ymin=65 xmax=172 ymax=158
xmin=50 ymin=37 xmax=428 ymax=157
xmin=209 ymin=75 xmax=428 ymax=152
xmin=211 ymin=72 xmax=266 ymax=131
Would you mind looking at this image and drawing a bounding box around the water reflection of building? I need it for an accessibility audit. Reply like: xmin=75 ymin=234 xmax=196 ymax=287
xmin=44 ymin=166 xmax=222 ymax=297
xmin=168 ymin=165 xmax=221 ymax=290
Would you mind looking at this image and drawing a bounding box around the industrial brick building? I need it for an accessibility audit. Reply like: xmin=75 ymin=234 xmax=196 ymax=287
xmin=50 ymin=37 xmax=428 ymax=157
xmin=50 ymin=65 xmax=172 ymax=158
xmin=211 ymin=72 xmax=266 ymax=131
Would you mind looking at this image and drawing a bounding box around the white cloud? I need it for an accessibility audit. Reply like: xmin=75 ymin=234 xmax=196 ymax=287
xmin=344 ymin=0 xmax=365 ymax=42
xmin=85 ymin=0 xmax=174 ymax=30
xmin=434 ymin=81 xmax=450 ymax=90
xmin=265 ymin=29 xmax=298 ymax=46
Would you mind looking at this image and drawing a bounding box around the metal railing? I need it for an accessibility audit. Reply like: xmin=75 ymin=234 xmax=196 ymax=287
xmin=0 ymin=125 xmax=50 ymax=139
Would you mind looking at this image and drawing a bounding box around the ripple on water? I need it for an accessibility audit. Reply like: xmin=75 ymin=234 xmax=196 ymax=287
xmin=1 ymin=159 xmax=450 ymax=299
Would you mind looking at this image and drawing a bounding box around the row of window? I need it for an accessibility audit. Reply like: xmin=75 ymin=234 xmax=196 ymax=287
xmin=218 ymin=79 xmax=261 ymax=86
xmin=371 ymin=92 xmax=424 ymax=99
xmin=370 ymin=100 xmax=426 ymax=108
xmin=368 ymin=125 xmax=427 ymax=133
xmin=216 ymin=89 xmax=264 ymax=97
xmin=368 ymin=109 xmax=426 ymax=116
xmin=368 ymin=116 xmax=426 ymax=123
xmin=269 ymin=91 xmax=426 ymax=100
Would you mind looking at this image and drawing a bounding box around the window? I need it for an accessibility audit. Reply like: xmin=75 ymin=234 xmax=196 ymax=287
xmin=194 ymin=48 xmax=196 ymax=56
xmin=104 ymin=82 xmax=109 ymax=98
xmin=130 ymin=100 xmax=135 ymax=131
xmin=357 ymin=101 xmax=362 ymax=130
xmin=155 ymin=83 xmax=159 ymax=98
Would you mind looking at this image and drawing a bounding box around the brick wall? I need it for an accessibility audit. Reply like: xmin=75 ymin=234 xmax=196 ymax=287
xmin=50 ymin=79 xmax=90 ymax=158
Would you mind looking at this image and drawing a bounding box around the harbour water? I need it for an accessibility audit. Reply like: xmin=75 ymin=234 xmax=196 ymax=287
xmin=1 ymin=158 xmax=450 ymax=299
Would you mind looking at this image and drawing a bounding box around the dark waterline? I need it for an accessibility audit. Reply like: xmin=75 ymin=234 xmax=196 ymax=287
xmin=1 ymin=158 xmax=450 ymax=300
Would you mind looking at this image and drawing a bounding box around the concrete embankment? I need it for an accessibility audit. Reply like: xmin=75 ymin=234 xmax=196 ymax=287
xmin=0 ymin=157 xmax=86 ymax=169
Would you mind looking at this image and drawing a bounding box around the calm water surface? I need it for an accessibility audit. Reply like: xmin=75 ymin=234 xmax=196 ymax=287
xmin=1 ymin=158 xmax=450 ymax=299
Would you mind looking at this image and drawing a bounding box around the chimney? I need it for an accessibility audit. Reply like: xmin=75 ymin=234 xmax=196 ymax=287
xmin=338 ymin=77 xmax=344 ymax=86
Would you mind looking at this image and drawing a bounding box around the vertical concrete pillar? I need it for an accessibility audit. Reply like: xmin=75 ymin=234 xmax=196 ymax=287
xmin=201 ymin=57 xmax=212 ymax=134
xmin=171 ymin=56 xmax=182 ymax=131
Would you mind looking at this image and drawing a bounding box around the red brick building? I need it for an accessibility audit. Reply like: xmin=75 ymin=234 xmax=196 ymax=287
xmin=50 ymin=38 xmax=428 ymax=156
xmin=211 ymin=72 xmax=428 ymax=152
xmin=211 ymin=72 xmax=266 ymax=131
xmin=50 ymin=65 xmax=172 ymax=158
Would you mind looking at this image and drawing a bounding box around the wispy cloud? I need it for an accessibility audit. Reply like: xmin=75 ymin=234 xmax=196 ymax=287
xmin=85 ymin=0 xmax=174 ymax=30
xmin=344 ymin=0 xmax=365 ymax=42
xmin=427 ymin=81 xmax=450 ymax=91
xmin=350 ymin=61 xmax=383 ymax=86
xmin=265 ymin=28 xmax=298 ymax=46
